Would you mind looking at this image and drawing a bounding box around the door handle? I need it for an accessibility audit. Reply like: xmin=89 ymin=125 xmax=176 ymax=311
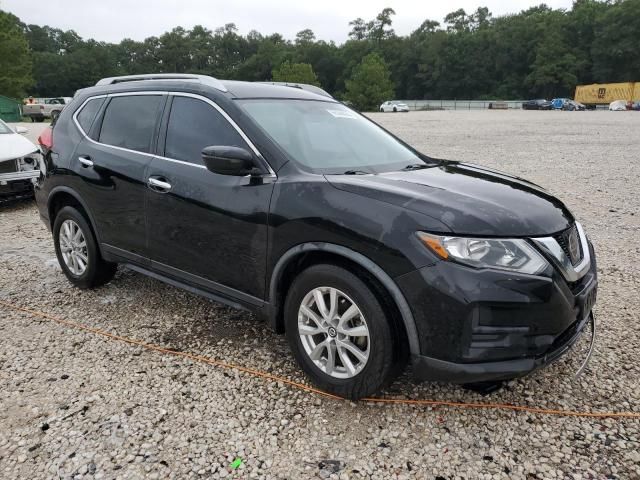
xmin=78 ymin=156 xmax=94 ymax=168
xmin=148 ymin=177 xmax=172 ymax=192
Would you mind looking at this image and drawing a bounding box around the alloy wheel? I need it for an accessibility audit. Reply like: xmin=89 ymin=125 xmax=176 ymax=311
xmin=297 ymin=286 xmax=370 ymax=379
xmin=59 ymin=219 xmax=88 ymax=276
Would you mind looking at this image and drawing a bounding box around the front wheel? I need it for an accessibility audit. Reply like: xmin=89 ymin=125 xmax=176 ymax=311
xmin=285 ymin=264 xmax=398 ymax=399
xmin=53 ymin=206 xmax=117 ymax=289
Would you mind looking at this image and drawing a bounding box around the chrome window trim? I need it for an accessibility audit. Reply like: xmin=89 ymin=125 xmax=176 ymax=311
xmin=72 ymin=91 xmax=166 ymax=160
xmin=531 ymin=222 xmax=591 ymax=282
xmin=71 ymin=91 xmax=277 ymax=178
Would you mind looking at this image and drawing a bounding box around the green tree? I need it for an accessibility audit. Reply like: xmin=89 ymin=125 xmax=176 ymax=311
xmin=295 ymin=29 xmax=316 ymax=44
xmin=0 ymin=10 xmax=33 ymax=98
xmin=10 ymin=1 xmax=640 ymax=102
xmin=157 ymin=27 xmax=191 ymax=72
xmin=272 ymin=61 xmax=320 ymax=85
xmin=444 ymin=9 xmax=470 ymax=32
xmin=370 ymin=8 xmax=396 ymax=43
xmin=525 ymin=30 xmax=581 ymax=98
xmin=236 ymin=34 xmax=289 ymax=81
xmin=348 ymin=18 xmax=369 ymax=40
xmin=344 ymin=53 xmax=394 ymax=111
xmin=591 ymin=0 xmax=640 ymax=82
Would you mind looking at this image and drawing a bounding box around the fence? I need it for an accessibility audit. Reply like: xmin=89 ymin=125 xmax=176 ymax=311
xmin=396 ymin=99 xmax=526 ymax=110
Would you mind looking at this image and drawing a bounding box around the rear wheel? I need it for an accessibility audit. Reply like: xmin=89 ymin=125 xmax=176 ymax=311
xmin=393 ymin=107 xmax=397 ymax=112
xmin=53 ymin=206 xmax=117 ymax=289
xmin=285 ymin=264 xmax=397 ymax=399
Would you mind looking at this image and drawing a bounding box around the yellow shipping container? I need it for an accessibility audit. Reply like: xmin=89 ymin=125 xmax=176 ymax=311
xmin=574 ymin=82 xmax=638 ymax=105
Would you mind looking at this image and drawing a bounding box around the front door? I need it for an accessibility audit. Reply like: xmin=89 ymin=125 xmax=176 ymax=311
xmin=145 ymin=94 xmax=274 ymax=303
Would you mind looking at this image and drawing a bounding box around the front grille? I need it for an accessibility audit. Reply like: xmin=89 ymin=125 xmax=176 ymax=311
xmin=0 ymin=159 xmax=18 ymax=174
xmin=553 ymin=224 xmax=583 ymax=266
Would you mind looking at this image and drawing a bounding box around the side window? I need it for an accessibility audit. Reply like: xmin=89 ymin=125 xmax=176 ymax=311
xmin=99 ymin=95 xmax=163 ymax=153
xmin=76 ymin=98 xmax=105 ymax=137
xmin=164 ymin=96 xmax=247 ymax=164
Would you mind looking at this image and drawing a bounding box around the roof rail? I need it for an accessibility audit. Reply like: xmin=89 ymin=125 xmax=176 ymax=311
xmin=259 ymin=82 xmax=333 ymax=99
xmin=95 ymin=74 xmax=227 ymax=92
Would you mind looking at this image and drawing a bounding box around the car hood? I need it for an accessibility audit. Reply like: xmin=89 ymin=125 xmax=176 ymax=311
xmin=326 ymin=162 xmax=574 ymax=237
xmin=0 ymin=133 xmax=39 ymax=162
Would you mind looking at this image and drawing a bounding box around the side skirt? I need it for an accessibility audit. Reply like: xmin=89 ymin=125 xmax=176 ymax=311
xmin=102 ymin=243 xmax=266 ymax=314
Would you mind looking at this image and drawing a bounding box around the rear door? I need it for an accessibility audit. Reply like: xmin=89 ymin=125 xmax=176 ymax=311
xmin=73 ymin=93 xmax=166 ymax=260
xmin=145 ymin=93 xmax=274 ymax=302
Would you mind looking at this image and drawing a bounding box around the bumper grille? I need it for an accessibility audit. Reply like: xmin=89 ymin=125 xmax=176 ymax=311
xmin=0 ymin=160 xmax=18 ymax=174
xmin=553 ymin=224 xmax=583 ymax=266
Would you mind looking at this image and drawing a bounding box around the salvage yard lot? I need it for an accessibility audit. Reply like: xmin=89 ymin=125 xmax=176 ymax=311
xmin=1 ymin=110 xmax=639 ymax=479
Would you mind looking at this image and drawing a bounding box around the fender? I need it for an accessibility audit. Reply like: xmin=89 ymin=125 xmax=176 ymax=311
xmin=268 ymin=242 xmax=421 ymax=356
xmin=47 ymin=186 xmax=104 ymax=254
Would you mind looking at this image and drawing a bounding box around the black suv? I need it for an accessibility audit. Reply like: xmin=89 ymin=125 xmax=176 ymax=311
xmin=35 ymin=74 xmax=597 ymax=399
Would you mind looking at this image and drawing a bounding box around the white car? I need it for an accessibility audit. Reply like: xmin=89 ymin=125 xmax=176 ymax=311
xmin=0 ymin=120 xmax=41 ymax=199
xmin=609 ymin=100 xmax=628 ymax=111
xmin=379 ymin=101 xmax=410 ymax=112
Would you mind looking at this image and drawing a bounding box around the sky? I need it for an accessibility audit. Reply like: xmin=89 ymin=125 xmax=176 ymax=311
xmin=2 ymin=0 xmax=574 ymax=44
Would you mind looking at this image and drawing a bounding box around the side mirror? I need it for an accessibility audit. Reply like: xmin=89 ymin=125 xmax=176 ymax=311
xmin=201 ymin=146 xmax=257 ymax=176
xmin=15 ymin=126 xmax=28 ymax=135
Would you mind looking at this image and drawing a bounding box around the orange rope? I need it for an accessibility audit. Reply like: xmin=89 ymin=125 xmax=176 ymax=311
xmin=2 ymin=299 xmax=639 ymax=419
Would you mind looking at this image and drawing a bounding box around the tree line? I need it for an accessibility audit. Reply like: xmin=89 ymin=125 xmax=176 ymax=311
xmin=1 ymin=1 xmax=639 ymax=111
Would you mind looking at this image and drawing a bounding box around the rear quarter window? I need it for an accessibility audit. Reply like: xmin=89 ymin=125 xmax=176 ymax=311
xmin=76 ymin=98 xmax=105 ymax=137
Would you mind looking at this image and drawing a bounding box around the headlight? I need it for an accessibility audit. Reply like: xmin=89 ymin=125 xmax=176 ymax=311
xmin=417 ymin=232 xmax=548 ymax=275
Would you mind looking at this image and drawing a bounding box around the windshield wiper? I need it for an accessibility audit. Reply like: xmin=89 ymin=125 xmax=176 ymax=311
xmin=343 ymin=170 xmax=370 ymax=175
xmin=401 ymin=164 xmax=430 ymax=171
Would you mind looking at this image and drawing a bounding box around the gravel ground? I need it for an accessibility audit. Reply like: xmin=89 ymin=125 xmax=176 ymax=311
xmin=1 ymin=110 xmax=639 ymax=479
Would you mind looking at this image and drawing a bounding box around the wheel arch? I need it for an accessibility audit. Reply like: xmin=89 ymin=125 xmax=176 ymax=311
xmin=47 ymin=187 xmax=103 ymax=252
xmin=268 ymin=243 xmax=421 ymax=356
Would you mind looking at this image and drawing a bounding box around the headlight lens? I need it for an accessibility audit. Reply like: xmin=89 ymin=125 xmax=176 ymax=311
xmin=417 ymin=232 xmax=548 ymax=275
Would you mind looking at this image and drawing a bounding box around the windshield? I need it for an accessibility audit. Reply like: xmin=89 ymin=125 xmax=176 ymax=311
xmin=237 ymin=100 xmax=425 ymax=174
xmin=0 ymin=120 xmax=13 ymax=134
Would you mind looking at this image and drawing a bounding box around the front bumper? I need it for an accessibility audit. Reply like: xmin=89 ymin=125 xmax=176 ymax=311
xmin=396 ymin=242 xmax=598 ymax=383
xmin=412 ymin=311 xmax=593 ymax=383
xmin=0 ymin=171 xmax=39 ymax=197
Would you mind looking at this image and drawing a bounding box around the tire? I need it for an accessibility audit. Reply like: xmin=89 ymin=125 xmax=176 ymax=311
xmin=380 ymin=108 xmax=384 ymax=112
xmin=36 ymin=117 xmax=45 ymax=123
xmin=284 ymin=264 xmax=397 ymax=399
xmin=53 ymin=206 xmax=117 ymax=289
xmin=393 ymin=107 xmax=397 ymax=112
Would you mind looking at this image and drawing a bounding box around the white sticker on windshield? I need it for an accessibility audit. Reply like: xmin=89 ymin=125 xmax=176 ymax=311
xmin=326 ymin=109 xmax=358 ymax=119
